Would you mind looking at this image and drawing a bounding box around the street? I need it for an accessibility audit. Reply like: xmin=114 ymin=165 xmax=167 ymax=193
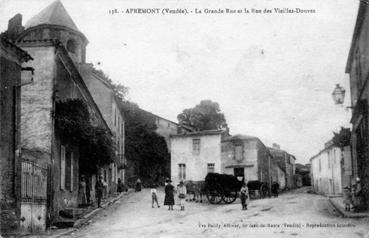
xmin=60 ymin=187 xmax=369 ymax=238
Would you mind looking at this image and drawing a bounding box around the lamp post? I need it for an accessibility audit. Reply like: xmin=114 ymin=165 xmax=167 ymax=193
xmin=332 ymin=84 xmax=346 ymax=105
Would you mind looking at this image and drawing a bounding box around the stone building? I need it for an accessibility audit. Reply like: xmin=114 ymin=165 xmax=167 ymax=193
xmin=268 ymin=143 xmax=296 ymax=190
xmin=0 ymin=35 xmax=32 ymax=236
xmin=221 ymin=134 xmax=272 ymax=187
xmin=271 ymin=160 xmax=286 ymax=190
xmin=2 ymin=0 xmax=113 ymax=232
xmin=141 ymin=110 xmax=194 ymax=151
xmin=345 ymin=0 xmax=369 ymax=210
xmin=170 ymin=130 xmax=223 ymax=186
xmin=309 ymin=140 xmax=350 ymax=196
xmin=79 ymin=63 xmax=126 ymax=190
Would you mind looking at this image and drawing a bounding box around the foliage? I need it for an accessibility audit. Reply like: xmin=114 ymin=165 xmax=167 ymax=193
xmin=55 ymin=99 xmax=115 ymax=174
xmin=119 ymin=101 xmax=170 ymax=181
xmin=332 ymin=127 xmax=351 ymax=148
xmin=90 ymin=67 xmax=170 ymax=181
xmin=92 ymin=68 xmax=129 ymax=101
xmin=177 ymin=100 xmax=228 ymax=132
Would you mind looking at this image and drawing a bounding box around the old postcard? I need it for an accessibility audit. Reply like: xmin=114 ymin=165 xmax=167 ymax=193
xmin=0 ymin=0 xmax=368 ymax=237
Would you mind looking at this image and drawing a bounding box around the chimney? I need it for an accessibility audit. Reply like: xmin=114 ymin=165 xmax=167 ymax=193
xmin=7 ymin=14 xmax=24 ymax=40
xmin=272 ymin=143 xmax=280 ymax=150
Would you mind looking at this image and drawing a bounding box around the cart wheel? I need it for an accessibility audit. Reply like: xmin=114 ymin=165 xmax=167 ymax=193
xmin=222 ymin=190 xmax=238 ymax=204
xmin=206 ymin=185 xmax=223 ymax=204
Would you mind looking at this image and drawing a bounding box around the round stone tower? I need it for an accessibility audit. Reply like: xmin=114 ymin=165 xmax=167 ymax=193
xmin=16 ymin=0 xmax=88 ymax=63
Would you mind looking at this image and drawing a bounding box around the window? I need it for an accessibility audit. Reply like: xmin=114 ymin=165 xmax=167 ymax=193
xmin=114 ymin=107 xmax=116 ymax=126
xmin=207 ymin=163 xmax=215 ymax=173
xmin=192 ymin=139 xmax=200 ymax=154
xmin=319 ymin=158 xmax=321 ymax=172
xmin=70 ymin=83 xmax=77 ymax=98
xmin=60 ymin=146 xmax=66 ymax=190
xmin=66 ymin=39 xmax=77 ymax=53
xmin=65 ymin=151 xmax=74 ymax=191
xmin=328 ymin=151 xmax=331 ymax=168
xmin=179 ymin=164 xmax=186 ymax=180
xmin=234 ymin=145 xmax=243 ymax=161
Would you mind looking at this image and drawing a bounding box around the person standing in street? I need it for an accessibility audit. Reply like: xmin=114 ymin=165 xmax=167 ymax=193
xmin=352 ymin=177 xmax=362 ymax=212
xmin=240 ymin=182 xmax=249 ymax=210
xmin=151 ymin=184 xmax=160 ymax=208
xmin=135 ymin=178 xmax=142 ymax=192
xmin=78 ymin=175 xmax=87 ymax=207
xmin=95 ymin=175 xmax=104 ymax=208
xmin=343 ymin=186 xmax=352 ymax=211
xmin=164 ymin=180 xmax=175 ymax=210
xmin=177 ymin=181 xmax=187 ymax=211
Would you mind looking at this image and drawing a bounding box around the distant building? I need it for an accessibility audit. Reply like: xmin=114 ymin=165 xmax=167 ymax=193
xmin=0 ymin=35 xmax=32 ymax=236
xmin=268 ymin=143 xmax=296 ymax=190
xmin=295 ymin=163 xmax=311 ymax=187
xmin=170 ymin=130 xmax=223 ymax=185
xmin=271 ymin=161 xmax=286 ymax=190
xmin=310 ymin=140 xmax=351 ymax=196
xmin=221 ymin=134 xmax=272 ymax=187
xmin=142 ymin=110 xmax=194 ymax=151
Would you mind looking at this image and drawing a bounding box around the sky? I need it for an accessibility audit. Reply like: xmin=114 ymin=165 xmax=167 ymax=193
xmin=0 ymin=0 xmax=358 ymax=164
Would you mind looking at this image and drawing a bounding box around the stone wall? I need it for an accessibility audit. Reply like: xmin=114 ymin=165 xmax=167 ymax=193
xmin=0 ymin=55 xmax=22 ymax=235
xmin=20 ymin=46 xmax=55 ymax=155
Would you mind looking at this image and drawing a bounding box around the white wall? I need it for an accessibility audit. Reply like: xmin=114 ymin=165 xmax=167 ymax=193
xmin=311 ymin=146 xmax=343 ymax=195
xmin=170 ymin=134 xmax=221 ymax=185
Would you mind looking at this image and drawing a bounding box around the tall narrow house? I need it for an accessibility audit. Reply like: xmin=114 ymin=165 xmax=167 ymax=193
xmin=346 ymin=1 xmax=369 ymax=211
xmin=2 ymin=0 xmax=114 ymax=233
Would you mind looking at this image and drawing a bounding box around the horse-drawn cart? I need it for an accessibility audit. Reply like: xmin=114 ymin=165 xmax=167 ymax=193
xmin=204 ymin=173 xmax=243 ymax=204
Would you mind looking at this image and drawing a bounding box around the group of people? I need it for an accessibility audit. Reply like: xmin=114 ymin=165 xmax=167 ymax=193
xmin=151 ymin=179 xmax=187 ymax=211
xmin=79 ymin=175 xmax=113 ymax=208
xmin=343 ymin=177 xmax=363 ymax=212
xmin=158 ymin=179 xmax=251 ymax=211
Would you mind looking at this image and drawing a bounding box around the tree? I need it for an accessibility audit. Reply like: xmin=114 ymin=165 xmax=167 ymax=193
xmin=332 ymin=127 xmax=351 ymax=148
xmin=55 ymin=99 xmax=115 ymax=175
xmin=119 ymin=101 xmax=170 ymax=182
xmin=177 ymin=100 xmax=228 ymax=131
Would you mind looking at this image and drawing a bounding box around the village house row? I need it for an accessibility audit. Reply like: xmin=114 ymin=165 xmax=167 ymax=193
xmin=309 ymin=1 xmax=369 ymax=213
xmin=0 ymin=0 xmax=309 ymax=236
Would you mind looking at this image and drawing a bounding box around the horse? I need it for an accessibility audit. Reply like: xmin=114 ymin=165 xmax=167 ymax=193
xmin=185 ymin=180 xmax=205 ymax=203
xmin=247 ymin=181 xmax=269 ymax=199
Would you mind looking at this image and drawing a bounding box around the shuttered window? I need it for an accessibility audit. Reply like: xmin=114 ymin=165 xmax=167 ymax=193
xmin=70 ymin=152 xmax=74 ymax=191
xmin=179 ymin=164 xmax=186 ymax=180
xmin=60 ymin=145 xmax=66 ymax=190
xmin=65 ymin=151 xmax=71 ymax=191
xmin=235 ymin=145 xmax=243 ymax=161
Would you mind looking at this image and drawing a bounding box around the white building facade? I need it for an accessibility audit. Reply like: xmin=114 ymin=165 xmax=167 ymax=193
xmin=310 ymin=141 xmax=346 ymax=196
xmin=170 ymin=130 xmax=222 ymax=185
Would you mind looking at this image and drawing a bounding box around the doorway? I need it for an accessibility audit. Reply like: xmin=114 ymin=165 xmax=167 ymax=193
xmin=234 ymin=168 xmax=244 ymax=182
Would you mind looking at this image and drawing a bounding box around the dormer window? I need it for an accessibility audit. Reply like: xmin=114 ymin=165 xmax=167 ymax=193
xmin=66 ymin=39 xmax=77 ymax=53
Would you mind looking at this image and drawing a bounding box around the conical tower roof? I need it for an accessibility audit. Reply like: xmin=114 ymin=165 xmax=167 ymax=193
xmin=24 ymin=0 xmax=79 ymax=32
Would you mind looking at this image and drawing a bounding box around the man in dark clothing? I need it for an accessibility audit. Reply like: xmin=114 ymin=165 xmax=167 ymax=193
xmin=95 ymin=176 xmax=104 ymax=208
xmin=271 ymin=182 xmax=279 ymax=197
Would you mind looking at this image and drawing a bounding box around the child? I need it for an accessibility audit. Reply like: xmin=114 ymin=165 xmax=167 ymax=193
xmin=240 ymin=182 xmax=249 ymax=210
xmin=177 ymin=181 xmax=187 ymax=211
xmin=343 ymin=186 xmax=352 ymax=211
xmin=151 ymin=184 xmax=160 ymax=208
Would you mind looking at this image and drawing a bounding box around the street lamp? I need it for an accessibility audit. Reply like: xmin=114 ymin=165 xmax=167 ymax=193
xmin=332 ymin=84 xmax=346 ymax=105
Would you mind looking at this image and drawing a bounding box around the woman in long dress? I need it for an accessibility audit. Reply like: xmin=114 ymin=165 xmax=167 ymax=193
xmin=78 ymin=176 xmax=87 ymax=207
xmin=164 ymin=180 xmax=175 ymax=210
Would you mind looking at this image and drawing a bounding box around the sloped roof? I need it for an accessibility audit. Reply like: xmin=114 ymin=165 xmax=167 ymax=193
xmin=24 ymin=0 xmax=79 ymax=32
xmin=170 ymin=129 xmax=223 ymax=138
xmin=222 ymin=134 xmax=258 ymax=142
